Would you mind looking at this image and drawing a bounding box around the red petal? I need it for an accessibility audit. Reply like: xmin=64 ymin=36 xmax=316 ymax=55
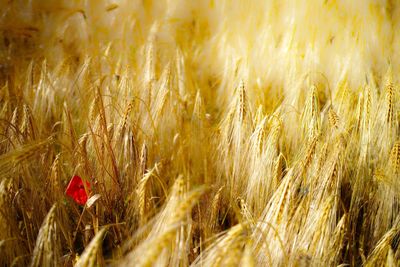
xmin=65 ymin=175 xmax=90 ymax=205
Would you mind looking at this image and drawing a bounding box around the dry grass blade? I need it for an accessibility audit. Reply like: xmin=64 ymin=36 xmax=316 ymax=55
xmin=0 ymin=137 xmax=53 ymax=178
xmin=390 ymin=141 xmax=400 ymax=174
xmin=74 ymin=227 xmax=109 ymax=267
xmin=191 ymin=223 xmax=246 ymax=267
xmin=30 ymin=204 xmax=59 ymax=267
xmin=119 ymin=185 xmax=206 ymax=267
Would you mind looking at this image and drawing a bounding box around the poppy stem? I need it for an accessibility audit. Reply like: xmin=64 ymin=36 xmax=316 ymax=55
xmin=72 ymin=206 xmax=86 ymax=244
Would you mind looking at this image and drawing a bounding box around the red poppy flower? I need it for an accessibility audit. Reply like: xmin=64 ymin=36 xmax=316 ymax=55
xmin=65 ymin=175 xmax=91 ymax=206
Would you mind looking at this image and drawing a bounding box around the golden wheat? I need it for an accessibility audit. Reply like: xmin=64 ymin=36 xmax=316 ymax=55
xmin=1 ymin=0 xmax=400 ymax=266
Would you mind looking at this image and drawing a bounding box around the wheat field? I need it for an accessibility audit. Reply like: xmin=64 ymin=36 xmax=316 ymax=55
xmin=0 ymin=0 xmax=400 ymax=266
